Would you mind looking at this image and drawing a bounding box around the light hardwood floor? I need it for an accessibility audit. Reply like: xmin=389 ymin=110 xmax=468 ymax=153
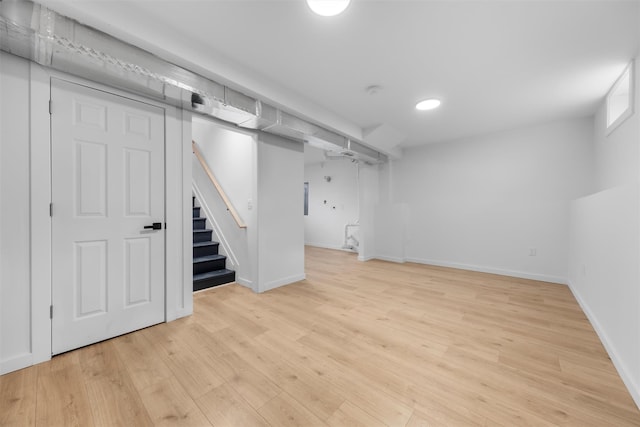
xmin=2 ymin=246 xmax=640 ymax=426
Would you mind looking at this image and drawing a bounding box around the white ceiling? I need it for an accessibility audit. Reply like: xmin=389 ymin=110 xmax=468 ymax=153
xmin=40 ymin=0 xmax=640 ymax=150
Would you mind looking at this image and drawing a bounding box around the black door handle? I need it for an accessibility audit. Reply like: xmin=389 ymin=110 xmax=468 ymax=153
xmin=144 ymin=222 xmax=162 ymax=230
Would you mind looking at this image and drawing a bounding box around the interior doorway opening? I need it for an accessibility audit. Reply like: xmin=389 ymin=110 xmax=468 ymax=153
xmin=303 ymin=145 xmax=360 ymax=255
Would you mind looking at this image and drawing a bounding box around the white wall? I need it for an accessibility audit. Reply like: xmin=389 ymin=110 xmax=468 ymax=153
xmin=192 ymin=117 xmax=258 ymax=289
xmin=304 ymin=153 xmax=359 ymax=250
xmin=374 ymin=203 xmax=409 ymax=263
xmin=258 ymin=133 xmax=305 ymax=292
xmin=357 ymin=164 xmax=380 ymax=262
xmin=387 ymin=118 xmax=594 ymax=283
xmin=568 ymin=56 xmax=640 ymax=408
xmin=0 ymin=52 xmax=193 ymax=375
xmin=0 ymin=52 xmax=33 ymax=373
xmin=568 ymin=185 xmax=639 ymax=407
xmin=193 ymin=118 xmax=255 ymax=227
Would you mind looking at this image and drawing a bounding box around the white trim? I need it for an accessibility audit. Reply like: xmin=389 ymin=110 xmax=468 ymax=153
xmin=235 ymin=277 xmax=253 ymax=289
xmin=165 ymin=103 xmax=192 ymax=322
xmin=42 ymin=72 xmax=192 ymax=323
xmin=568 ymin=281 xmax=640 ymax=410
xmin=358 ymin=255 xmax=376 ymax=262
xmin=30 ymin=62 xmax=53 ymax=367
xmin=21 ymin=66 xmax=192 ymax=375
xmin=405 ymin=257 xmax=567 ymax=285
xmin=251 ymin=134 xmax=260 ymax=294
xmin=375 ymin=255 xmax=407 ymax=264
xmin=606 ymin=61 xmax=635 ymax=135
xmin=180 ymin=110 xmax=193 ymax=319
xmin=0 ymin=354 xmax=35 ymax=375
xmin=260 ymin=274 xmax=306 ymax=293
xmin=305 ymin=242 xmax=358 ymax=253
xmin=165 ymin=103 xmax=180 ymax=322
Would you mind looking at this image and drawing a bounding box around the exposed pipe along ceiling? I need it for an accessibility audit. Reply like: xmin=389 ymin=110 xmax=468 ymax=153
xmin=0 ymin=0 xmax=386 ymax=165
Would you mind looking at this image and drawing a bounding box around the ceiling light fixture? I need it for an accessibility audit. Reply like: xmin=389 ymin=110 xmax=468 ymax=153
xmin=306 ymin=0 xmax=351 ymax=17
xmin=415 ymin=99 xmax=441 ymax=111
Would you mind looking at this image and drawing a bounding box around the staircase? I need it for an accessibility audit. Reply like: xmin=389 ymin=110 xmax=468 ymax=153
xmin=193 ymin=196 xmax=236 ymax=291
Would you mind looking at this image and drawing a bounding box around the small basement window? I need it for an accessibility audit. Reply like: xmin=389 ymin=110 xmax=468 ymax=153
xmin=606 ymin=62 xmax=634 ymax=133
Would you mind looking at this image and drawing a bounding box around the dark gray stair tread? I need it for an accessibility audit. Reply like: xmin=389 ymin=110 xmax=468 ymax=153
xmin=193 ymin=218 xmax=207 ymax=230
xmin=194 ymin=268 xmax=234 ymax=279
xmin=193 ymin=241 xmax=219 ymax=248
xmin=193 ymin=269 xmax=235 ymax=291
xmin=193 ymin=254 xmax=226 ymax=263
xmin=193 ymin=229 xmax=213 ymax=243
xmin=193 ymin=269 xmax=235 ymax=281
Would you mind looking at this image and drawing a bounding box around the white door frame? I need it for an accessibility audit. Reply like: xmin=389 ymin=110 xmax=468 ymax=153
xmin=28 ymin=64 xmax=192 ymax=365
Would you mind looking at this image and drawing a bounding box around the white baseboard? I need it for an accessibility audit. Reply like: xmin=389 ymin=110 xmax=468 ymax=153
xmin=357 ymin=255 xmax=376 ymax=262
xmin=236 ymin=277 xmax=253 ymax=287
xmin=404 ymin=257 xmax=567 ymax=285
xmin=1 ymin=353 xmax=38 ymax=375
xmin=305 ymin=242 xmax=357 ymax=253
xmin=236 ymin=277 xmax=254 ymax=291
xmin=260 ymin=274 xmax=306 ymax=293
xmin=568 ymin=281 xmax=640 ymax=411
xmin=375 ymin=255 xmax=406 ymax=263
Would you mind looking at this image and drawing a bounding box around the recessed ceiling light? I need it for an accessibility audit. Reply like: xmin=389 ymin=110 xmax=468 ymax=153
xmin=307 ymin=0 xmax=351 ymax=17
xmin=415 ymin=99 xmax=441 ymax=111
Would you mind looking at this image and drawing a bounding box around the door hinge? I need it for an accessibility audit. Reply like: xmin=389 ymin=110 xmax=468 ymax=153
xmin=49 ymin=203 xmax=52 ymax=217
xmin=164 ymin=222 xmax=167 ymax=230
xmin=50 ymin=305 xmax=53 ymax=319
xmin=48 ymin=100 xmax=52 ymax=115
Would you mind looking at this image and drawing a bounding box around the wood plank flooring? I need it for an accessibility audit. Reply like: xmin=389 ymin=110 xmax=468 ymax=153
xmin=2 ymin=246 xmax=640 ymax=426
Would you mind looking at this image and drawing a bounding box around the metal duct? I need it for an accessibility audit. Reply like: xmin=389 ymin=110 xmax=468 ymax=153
xmin=262 ymin=110 xmax=321 ymax=140
xmin=237 ymin=101 xmax=278 ymax=130
xmin=348 ymin=140 xmax=384 ymax=161
xmin=0 ymin=0 xmax=386 ymax=163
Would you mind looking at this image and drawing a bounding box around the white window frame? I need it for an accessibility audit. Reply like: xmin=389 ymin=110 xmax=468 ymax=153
xmin=606 ymin=61 xmax=634 ymax=135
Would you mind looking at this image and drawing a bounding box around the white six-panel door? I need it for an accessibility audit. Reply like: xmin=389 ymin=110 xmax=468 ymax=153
xmin=51 ymin=79 xmax=165 ymax=355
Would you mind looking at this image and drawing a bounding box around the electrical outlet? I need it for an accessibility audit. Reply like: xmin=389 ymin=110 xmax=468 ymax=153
xmin=529 ymin=248 xmax=537 ymax=256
